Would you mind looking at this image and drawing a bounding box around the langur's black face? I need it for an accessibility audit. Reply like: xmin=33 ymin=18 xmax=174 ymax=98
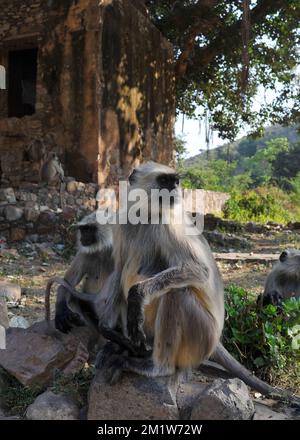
xmin=279 ymin=250 xmax=300 ymax=268
xmin=157 ymin=173 xmax=180 ymax=207
xmin=79 ymin=224 xmax=98 ymax=247
xmin=156 ymin=173 xmax=180 ymax=191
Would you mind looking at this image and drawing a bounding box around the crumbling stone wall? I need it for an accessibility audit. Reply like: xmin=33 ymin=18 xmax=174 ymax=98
xmin=202 ymin=190 xmax=230 ymax=215
xmin=0 ymin=0 xmax=175 ymax=187
xmin=0 ymin=180 xmax=98 ymax=243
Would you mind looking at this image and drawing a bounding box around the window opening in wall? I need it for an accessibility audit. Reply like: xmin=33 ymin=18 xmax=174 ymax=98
xmin=8 ymin=48 xmax=38 ymax=118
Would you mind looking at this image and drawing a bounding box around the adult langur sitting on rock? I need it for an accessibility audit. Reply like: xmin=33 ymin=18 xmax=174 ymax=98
xmin=260 ymin=249 xmax=300 ymax=306
xmin=57 ymin=162 xmax=300 ymax=405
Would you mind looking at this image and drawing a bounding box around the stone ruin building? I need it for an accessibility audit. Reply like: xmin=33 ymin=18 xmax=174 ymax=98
xmin=0 ymin=0 xmax=175 ymax=187
xmin=0 ymin=0 xmax=230 ymax=244
xmin=0 ymin=0 xmax=175 ymax=242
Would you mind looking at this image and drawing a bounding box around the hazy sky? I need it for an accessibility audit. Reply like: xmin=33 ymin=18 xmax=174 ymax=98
xmin=176 ymin=84 xmax=280 ymax=158
xmin=175 ymin=116 xmax=228 ymax=158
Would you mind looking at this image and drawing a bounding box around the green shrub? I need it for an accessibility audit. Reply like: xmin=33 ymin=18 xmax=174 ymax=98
xmin=223 ymin=285 xmax=300 ymax=388
xmin=223 ymin=186 xmax=299 ymax=224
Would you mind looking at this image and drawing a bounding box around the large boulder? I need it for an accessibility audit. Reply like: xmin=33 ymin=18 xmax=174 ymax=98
xmin=253 ymin=403 xmax=289 ymax=420
xmin=26 ymin=391 xmax=80 ymax=420
xmin=0 ymin=321 xmax=92 ymax=387
xmin=88 ymin=371 xmax=180 ymax=420
xmin=190 ymin=379 xmax=255 ymax=420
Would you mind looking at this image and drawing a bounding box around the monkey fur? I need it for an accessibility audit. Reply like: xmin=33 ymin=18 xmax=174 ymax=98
xmin=47 ymin=211 xmax=114 ymax=333
xmin=260 ymin=249 xmax=300 ymax=306
xmin=41 ymin=152 xmax=65 ymax=207
xmin=41 ymin=152 xmax=64 ymax=184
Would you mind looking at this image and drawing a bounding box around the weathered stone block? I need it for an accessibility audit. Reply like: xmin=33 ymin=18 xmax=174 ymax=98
xmin=0 ymin=188 xmax=16 ymax=204
xmin=66 ymin=181 xmax=77 ymax=193
xmin=0 ymin=322 xmax=92 ymax=387
xmin=26 ymin=391 xmax=80 ymax=420
xmin=10 ymin=227 xmax=26 ymax=241
xmin=4 ymin=206 xmax=23 ymax=222
xmin=24 ymin=207 xmax=40 ymax=222
xmin=88 ymin=371 xmax=179 ymax=420
xmin=190 ymin=379 xmax=255 ymax=420
xmin=253 ymin=403 xmax=289 ymax=420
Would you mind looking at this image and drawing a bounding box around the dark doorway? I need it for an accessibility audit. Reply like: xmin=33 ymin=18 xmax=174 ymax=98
xmin=8 ymin=48 xmax=38 ymax=118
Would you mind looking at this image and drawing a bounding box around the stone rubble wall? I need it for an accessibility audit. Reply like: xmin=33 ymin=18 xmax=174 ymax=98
xmin=202 ymin=190 xmax=230 ymax=215
xmin=0 ymin=179 xmax=98 ymax=243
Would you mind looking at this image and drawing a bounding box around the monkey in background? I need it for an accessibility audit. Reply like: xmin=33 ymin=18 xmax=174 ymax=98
xmin=45 ymin=212 xmax=114 ymax=333
xmin=41 ymin=152 xmax=65 ymax=207
xmin=41 ymin=152 xmax=64 ymax=184
xmin=260 ymin=250 xmax=300 ymax=306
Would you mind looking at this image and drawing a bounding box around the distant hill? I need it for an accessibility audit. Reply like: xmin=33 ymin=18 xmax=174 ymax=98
xmin=185 ymin=125 xmax=300 ymax=167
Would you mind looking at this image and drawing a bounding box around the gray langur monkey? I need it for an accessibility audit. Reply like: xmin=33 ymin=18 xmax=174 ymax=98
xmin=41 ymin=152 xmax=64 ymax=184
xmin=60 ymin=162 xmax=300 ymax=405
xmin=260 ymin=249 xmax=300 ymax=306
xmin=41 ymin=152 xmax=65 ymax=207
xmin=45 ymin=211 xmax=114 ymax=333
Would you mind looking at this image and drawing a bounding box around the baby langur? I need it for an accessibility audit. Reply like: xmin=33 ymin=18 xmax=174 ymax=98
xmin=45 ymin=212 xmax=114 ymax=333
xmin=261 ymin=249 xmax=300 ymax=306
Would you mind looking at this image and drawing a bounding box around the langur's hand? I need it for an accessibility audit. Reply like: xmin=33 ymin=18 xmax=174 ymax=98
xmin=262 ymin=290 xmax=283 ymax=307
xmin=55 ymin=301 xmax=85 ymax=333
xmin=127 ymin=284 xmax=146 ymax=348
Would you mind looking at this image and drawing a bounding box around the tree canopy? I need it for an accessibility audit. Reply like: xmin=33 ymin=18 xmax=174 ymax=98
xmin=146 ymin=1 xmax=300 ymax=140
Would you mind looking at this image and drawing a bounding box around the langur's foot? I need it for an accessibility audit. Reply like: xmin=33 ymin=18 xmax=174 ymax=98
xmin=55 ymin=306 xmax=85 ymax=333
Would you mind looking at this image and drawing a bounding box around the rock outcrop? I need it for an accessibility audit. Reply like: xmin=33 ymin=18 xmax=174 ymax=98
xmin=0 ymin=321 xmax=93 ymax=387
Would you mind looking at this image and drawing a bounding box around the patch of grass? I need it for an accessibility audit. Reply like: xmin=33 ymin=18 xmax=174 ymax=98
xmin=223 ymin=285 xmax=300 ymax=392
xmin=49 ymin=366 xmax=95 ymax=407
xmin=0 ymin=369 xmax=43 ymax=416
xmin=0 ymin=365 xmax=95 ymax=417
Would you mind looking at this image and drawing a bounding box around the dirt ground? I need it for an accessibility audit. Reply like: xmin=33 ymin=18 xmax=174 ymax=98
xmin=0 ymin=229 xmax=299 ymax=414
xmin=1 ymin=229 xmax=300 ymax=324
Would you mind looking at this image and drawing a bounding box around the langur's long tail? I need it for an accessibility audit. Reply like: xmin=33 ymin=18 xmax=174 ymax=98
xmin=44 ymin=277 xmax=149 ymax=357
xmin=45 ymin=276 xmax=96 ymax=323
xmin=211 ymin=343 xmax=300 ymax=407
